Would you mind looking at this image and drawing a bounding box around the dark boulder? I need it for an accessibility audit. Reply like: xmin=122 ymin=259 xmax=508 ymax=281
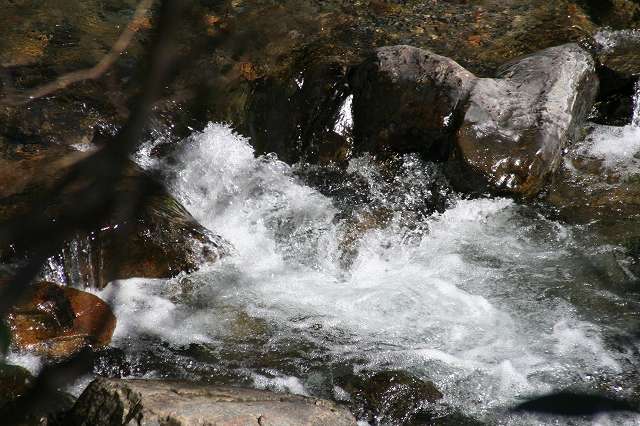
xmin=337 ymin=370 xmax=443 ymax=425
xmin=65 ymin=378 xmax=357 ymax=426
xmin=350 ymin=45 xmax=477 ymax=159
xmin=0 ymin=143 xmax=230 ymax=288
xmin=594 ymin=30 xmax=640 ymax=79
xmin=6 ymin=281 xmax=116 ymax=358
xmin=546 ymin=124 xmax=640 ymax=244
xmin=51 ymin=183 xmax=230 ymax=289
xmin=449 ymin=43 xmax=598 ymax=196
xmin=246 ymin=49 xmax=355 ymax=165
xmin=0 ymin=364 xmax=32 ymax=408
xmin=0 ymin=362 xmax=76 ymax=425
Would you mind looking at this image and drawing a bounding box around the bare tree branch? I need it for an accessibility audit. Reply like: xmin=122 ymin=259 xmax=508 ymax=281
xmin=1 ymin=0 xmax=154 ymax=106
xmin=0 ymin=1 xmax=186 ymax=421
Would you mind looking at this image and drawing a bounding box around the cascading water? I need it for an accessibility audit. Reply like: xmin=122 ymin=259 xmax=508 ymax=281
xmin=63 ymin=122 xmax=638 ymax=424
xmin=633 ymin=79 xmax=640 ymax=128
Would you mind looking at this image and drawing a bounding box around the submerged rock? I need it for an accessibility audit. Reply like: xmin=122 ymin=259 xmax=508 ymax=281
xmin=65 ymin=378 xmax=357 ymax=426
xmin=0 ymin=143 xmax=230 ymax=288
xmin=546 ymin=124 xmax=640 ymax=244
xmin=0 ymin=362 xmax=76 ymax=424
xmin=0 ymin=364 xmax=32 ymax=408
xmin=338 ymin=370 xmax=443 ymax=425
xmin=449 ymin=43 xmax=598 ymax=196
xmin=350 ymin=45 xmax=477 ymax=159
xmin=6 ymin=281 xmax=115 ymax=358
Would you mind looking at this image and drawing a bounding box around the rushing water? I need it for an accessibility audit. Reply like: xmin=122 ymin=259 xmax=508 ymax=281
xmin=59 ymin=122 xmax=637 ymax=424
xmin=10 ymin=117 xmax=640 ymax=423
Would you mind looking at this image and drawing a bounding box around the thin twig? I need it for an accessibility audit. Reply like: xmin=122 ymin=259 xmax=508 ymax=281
xmin=0 ymin=1 xmax=185 ymax=420
xmin=1 ymin=0 xmax=154 ymax=106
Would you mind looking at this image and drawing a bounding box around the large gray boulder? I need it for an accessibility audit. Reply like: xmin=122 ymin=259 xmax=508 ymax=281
xmin=450 ymin=43 xmax=599 ymax=196
xmin=66 ymin=378 xmax=357 ymax=426
xmin=350 ymin=45 xmax=477 ymax=158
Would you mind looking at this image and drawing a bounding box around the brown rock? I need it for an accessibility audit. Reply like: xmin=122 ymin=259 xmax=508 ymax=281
xmin=6 ymin=282 xmax=116 ymax=358
xmin=0 ymin=144 xmax=230 ymax=288
xmin=66 ymin=378 xmax=357 ymax=426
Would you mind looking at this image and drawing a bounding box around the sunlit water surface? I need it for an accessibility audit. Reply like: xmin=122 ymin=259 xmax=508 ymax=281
xmin=11 ymin=122 xmax=640 ymax=425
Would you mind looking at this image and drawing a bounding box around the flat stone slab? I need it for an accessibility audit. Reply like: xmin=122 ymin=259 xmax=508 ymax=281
xmin=67 ymin=378 xmax=357 ymax=426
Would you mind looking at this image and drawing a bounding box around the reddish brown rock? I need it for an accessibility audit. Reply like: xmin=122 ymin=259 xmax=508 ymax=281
xmin=7 ymin=282 xmax=116 ymax=358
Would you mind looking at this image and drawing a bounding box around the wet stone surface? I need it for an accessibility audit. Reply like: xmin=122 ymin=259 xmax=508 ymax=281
xmin=6 ymin=281 xmax=116 ymax=358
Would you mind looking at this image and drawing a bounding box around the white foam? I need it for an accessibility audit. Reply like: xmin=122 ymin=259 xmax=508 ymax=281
xmin=579 ymin=124 xmax=640 ymax=175
xmin=123 ymin=123 xmax=633 ymax=421
xmin=594 ymin=29 xmax=640 ymax=52
xmin=334 ymin=94 xmax=354 ymax=139
xmin=5 ymin=351 xmax=43 ymax=375
xmin=251 ymin=371 xmax=309 ymax=396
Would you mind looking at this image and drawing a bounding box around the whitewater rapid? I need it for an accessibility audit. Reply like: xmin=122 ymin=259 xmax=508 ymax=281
xmin=90 ymin=122 xmax=636 ymax=424
xmin=8 ymin=121 xmax=637 ymax=424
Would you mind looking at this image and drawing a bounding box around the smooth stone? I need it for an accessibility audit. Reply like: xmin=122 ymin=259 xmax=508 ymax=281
xmin=6 ymin=281 xmax=116 ymax=358
xmin=350 ymin=45 xmax=477 ymax=159
xmin=65 ymin=378 xmax=357 ymax=426
xmin=450 ymin=43 xmax=598 ymax=197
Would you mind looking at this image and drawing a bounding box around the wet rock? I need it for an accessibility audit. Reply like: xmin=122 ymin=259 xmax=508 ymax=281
xmin=65 ymin=378 xmax=357 ymax=425
xmin=246 ymin=51 xmax=354 ymax=164
xmin=0 ymin=143 xmax=230 ymax=288
xmin=594 ymin=29 xmax=640 ymax=79
xmin=546 ymin=124 xmax=640 ymax=245
xmin=350 ymin=45 xmax=476 ymax=159
xmin=51 ymin=184 xmax=230 ymax=289
xmin=450 ymin=43 xmax=598 ymax=197
xmin=0 ymin=93 xmax=117 ymax=150
xmin=338 ymin=370 xmax=443 ymax=425
xmin=6 ymin=281 xmax=115 ymax=358
xmin=580 ymin=0 xmax=640 ymax=29
xmin=590 ymin=66 xmax=637 ymax=127
xmin=0 ymin=363 xmax=76 ymax=425
xmin=589 ymin=31 xmax=640 ymax=126
xmin=0 ymin=364 xmax=33 ymax=407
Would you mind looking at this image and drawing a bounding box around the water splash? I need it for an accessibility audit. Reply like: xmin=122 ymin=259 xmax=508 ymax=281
xmin=632 ymin=79 xmax=640 ymax=128
xmin=100 ymin=123 xmax=640 ymax=424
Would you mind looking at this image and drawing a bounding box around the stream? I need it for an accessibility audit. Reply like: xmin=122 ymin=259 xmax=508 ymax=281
xmin=71 ymin=108 xmax=640 ymax=424
xmin=3 ymin=1 xmax=640 ymax=424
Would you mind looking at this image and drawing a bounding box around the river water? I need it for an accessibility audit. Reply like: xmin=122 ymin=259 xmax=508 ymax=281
xmin=64 ymin=116 xmax=638 ymax=424
xmin=6 ymin=96 xmax=640 ymax=424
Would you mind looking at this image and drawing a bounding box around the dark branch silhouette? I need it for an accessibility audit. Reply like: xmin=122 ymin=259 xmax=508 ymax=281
xmin=0 ymin=0 xmax=186 ymax=422
xmin=1 ymin=0 xmax=154 ymax=106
